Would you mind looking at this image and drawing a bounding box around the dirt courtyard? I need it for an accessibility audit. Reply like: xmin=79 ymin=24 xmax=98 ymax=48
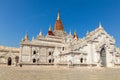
xmin=0 ymin=65 xmax=120 ymax=80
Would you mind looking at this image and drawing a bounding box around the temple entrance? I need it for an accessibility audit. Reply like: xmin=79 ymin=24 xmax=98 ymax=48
xmin=8 ymin=57 xmax=12 ymax=66
xmin=100 ymin=48 xmax=106 ymax=67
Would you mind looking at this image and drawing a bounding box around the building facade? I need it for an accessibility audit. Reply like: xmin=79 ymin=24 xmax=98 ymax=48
xmin=0 ymin=46 xmax=19 ymax=65
xmin=20 ymin=11 xmax=120 ymax=67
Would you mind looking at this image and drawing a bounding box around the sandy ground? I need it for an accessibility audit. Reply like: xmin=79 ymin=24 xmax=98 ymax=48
xmin=0 ymin=65 xmax=120 ymax=80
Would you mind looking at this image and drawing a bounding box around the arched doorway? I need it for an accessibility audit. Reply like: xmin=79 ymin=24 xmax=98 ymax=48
xmin=100 ymin=48 xmax=106 ymax=67
xmin=33 ymin=59 xmax=36 ymax=63
xmin=8 ymin=57 xmax=12 ymax=66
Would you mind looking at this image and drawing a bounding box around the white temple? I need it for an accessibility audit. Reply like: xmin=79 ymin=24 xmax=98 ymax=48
xmin=20 ymin=11 xmax=120 ymax=67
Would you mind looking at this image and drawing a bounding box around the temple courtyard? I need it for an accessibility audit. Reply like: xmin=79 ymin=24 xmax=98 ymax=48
xmin=0 ymin=65 xmax=120 ymax=80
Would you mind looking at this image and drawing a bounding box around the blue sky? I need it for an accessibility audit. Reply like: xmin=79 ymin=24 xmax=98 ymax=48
xmin=0 ymin=0 xmax=120 ymax=47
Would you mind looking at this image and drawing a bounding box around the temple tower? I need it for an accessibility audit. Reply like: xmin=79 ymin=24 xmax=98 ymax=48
xmin=54 ymin=11 xmax=64 ymax=32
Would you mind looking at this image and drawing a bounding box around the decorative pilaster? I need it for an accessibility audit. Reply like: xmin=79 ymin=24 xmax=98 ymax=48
xmin=30 ymin=46 xmax=32 ymax=63
xmin=20 ymin=45 xmax=23 ymax=63
xmin=46 ymin=48 xmax=48 ymax=63
xmin=39 ymin=47 xmax=41 ymax=63
xmin=90 ymin=41 xmax=94 ymax=66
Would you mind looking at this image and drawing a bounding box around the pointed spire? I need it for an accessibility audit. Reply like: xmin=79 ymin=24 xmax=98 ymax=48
xmin=57 ymin=10 xmax=60 ymax=20
xmin=48 ymin=25 xmax=54 ymax=36
xmin=74 ymin=31 xmax=77 ymax=36
xmin=23 ymin=32 xmax=29 ymax=41
xmin=99 ymin=22 xmax=103 ymax=28
xmin=25 ymin=32 xmax=29 ymax=40
xmin=73 ymin=31 xmax=78 ymax=39
xmin=39 ymin=31 xmax=42 ymax=36
xmin=54 ymin=10 xmax=64 ymax=31
xmin=49 ymin=25 xmax=52 ymax=31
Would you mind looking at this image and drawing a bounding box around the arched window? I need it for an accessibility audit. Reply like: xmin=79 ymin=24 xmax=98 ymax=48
xmin=49 ymin=52 xmax=51 ymax=55
xmin=33 ymin=51 xmax=36 ymax=55
xmin=62 ymin=47 xmax=64 ymax=51
xmin=100 ymin=47 xmax=106 ymax=67
xmin=100 ymin=48 xmax=105 ymax=57
xmin=8 ymin=57 xmax=12 ymax=66
xmin=33 ymin=59 xmax=36 ymax=63
xmin=80 ymin=58 xmax=83 ymax=63
xmin=49 ymin=59 xmax=51 ymax=63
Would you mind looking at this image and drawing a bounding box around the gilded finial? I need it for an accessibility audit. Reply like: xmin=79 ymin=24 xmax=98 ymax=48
xmin=74 ymin=31 xmax=77 ymax=36
xmin=57 ymin=10 xmax=60 ymax=20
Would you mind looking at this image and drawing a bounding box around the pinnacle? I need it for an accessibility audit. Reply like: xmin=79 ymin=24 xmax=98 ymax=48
xmin=49 ymin=25 xmax=52 ymax=31
xmin=57 ymin=10 xmax=60 ymax=20
xmin=99 ymin=22 xmax=102 ymax=28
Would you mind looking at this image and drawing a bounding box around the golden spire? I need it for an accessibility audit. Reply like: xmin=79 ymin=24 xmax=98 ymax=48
xmin=54 ymin=10 xmax=64 ymax=31
xmin=73 ymin=31 xmax=78 ymax=39
xmin=74 ymin=31 xmax=77 ymax=36
xmin=57 ymin=10 xmax=60 ymax=20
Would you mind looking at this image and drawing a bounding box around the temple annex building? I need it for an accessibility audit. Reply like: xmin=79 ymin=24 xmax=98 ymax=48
xmin=19 ymin=11 xmax=120 ymax=67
